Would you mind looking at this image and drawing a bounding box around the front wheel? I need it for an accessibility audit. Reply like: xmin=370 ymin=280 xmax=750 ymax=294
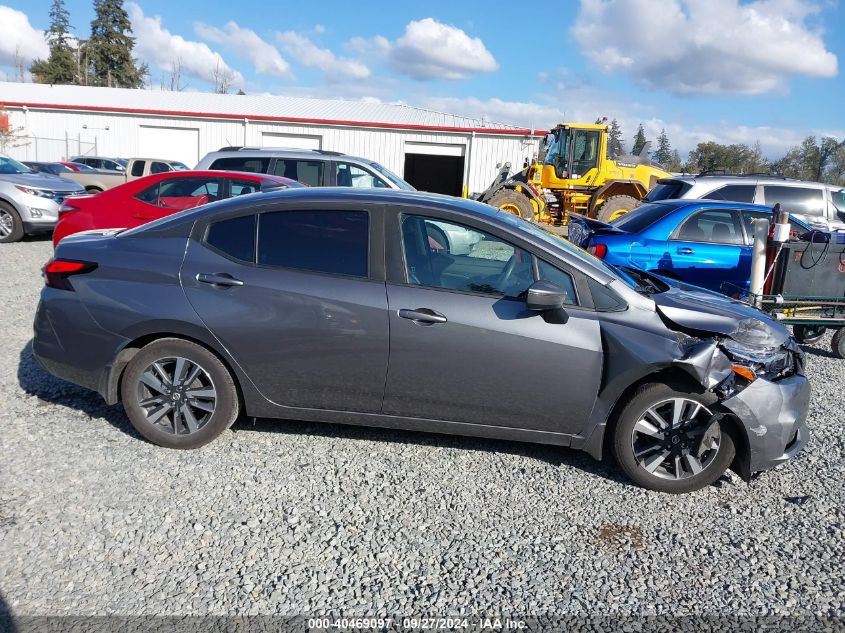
xmin=0 ymin=202 xmax=24 ymax=243
xmin=487 ymin=189 xmax=536 ymax=221
xmin=596 ymin=195 xmax=640 ymax=223
xmin=120 ymin=338 xmax=240 ymax=448
xmin=613 ymin=382 xmax=735 ymax=493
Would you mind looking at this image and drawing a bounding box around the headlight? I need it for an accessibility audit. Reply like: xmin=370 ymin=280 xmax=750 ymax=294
xmin=15 ymin=185 xmax=54 ymax=199
xmin=721 ymin=336 xmax=794 ymax=381
xmin=729 ymin=318 xmax=782 ymax=349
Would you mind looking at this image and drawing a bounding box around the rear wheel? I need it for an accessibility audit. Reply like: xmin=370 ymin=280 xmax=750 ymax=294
xmin=596 ymin=195 xmax=640 ymax=223
xmin=120 ymin=338 xmax=239 ymax=448
xmin=793 ymin=325 xmax=827 ymax=344
xmin=488 ymin=189 xmax=535 ymax=221
xmin=613 ymin=382 xmax=735 ymax=493
xmin=831 ymin=328 xmax=845 ymax=359
xmin=0 ymin=202 xmax=24 ymax=243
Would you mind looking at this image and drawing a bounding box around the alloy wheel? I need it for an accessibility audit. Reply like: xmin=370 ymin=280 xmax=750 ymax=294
xmin=135 ymin=356 xmax=217 ymax=435
xmin=0 ymin=209 xmax=12 ymax=237
xmin=630 ymin=398 xmax=720 ymax=480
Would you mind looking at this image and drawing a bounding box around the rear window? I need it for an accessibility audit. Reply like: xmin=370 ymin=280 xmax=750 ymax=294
xmin=703 ymin=184 xmax=756 ymax=203
xmin=611 ymin=202 xmax=675 ymax=233
xmin=209 ymin=156 xmax=271 ymax=174
xmin=131 ymin=161 xmax=145 ymax=177
xmin=206 ymin=214 xmax=256 ymax=262
xmin=257 ymin=210 xmax=369 ymax=277
xmin=644 ymin=180 xmax=692 ymax=201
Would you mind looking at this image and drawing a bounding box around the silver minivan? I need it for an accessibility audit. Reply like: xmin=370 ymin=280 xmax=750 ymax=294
xmin=645 ymin=174 xmax=845 ymax=232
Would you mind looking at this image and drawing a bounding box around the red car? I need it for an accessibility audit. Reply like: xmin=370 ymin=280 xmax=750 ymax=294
xmin=54 ymin=170 xmax=300 ymax=246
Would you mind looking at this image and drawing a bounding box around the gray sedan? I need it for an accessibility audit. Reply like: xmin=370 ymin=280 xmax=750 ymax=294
xmin=33 ymin=189 xmax=810 ymax=493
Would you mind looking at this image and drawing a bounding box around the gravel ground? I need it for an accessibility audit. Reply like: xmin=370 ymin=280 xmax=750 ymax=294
xmin=0 ymin=238 xmax=843 ymax=625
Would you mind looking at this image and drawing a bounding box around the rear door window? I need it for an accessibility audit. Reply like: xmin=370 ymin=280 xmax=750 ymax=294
xmin=209 ymin=156 xmax=271 ymax=174
xmin=257 ymin=210 xmax=369 ymax=277
xmin=151 ymin=161 xmax=170 ymax=174
xmin=675 ymin=209 xmax=744 ymax=244
xmin=763 ymin=185 xmax=825 ymax=217
xmin=703 ymin=184 xmax=756 ymax=203
xmin=206 ymin=214 xmax=256 ymax=262
xmin=272 ymin=159 xmax=325 ymax=186
xmin=131 ymin=161 xmax=146 ymax=177
xmin=135 ymin=177 xmax=221 ymax=210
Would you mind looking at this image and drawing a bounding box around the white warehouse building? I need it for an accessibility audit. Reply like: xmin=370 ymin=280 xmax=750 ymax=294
xmin=0 ymin=82 xmax=544 ymax=197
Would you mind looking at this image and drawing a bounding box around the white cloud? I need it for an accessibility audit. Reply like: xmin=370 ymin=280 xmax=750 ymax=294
xmin=0 ymin=6 xmax=48 ymax=68
xmin=276 ymin=31 xmax=369 ymax=82
xmin=573 ymin=0 xmax=838 ymax=95
xmin=388 ymin=18 xmax=498 ymax=80
xmin=127 ymin=3 xmax=242 ymax=87
xmin=195 ymin=21 xmax=292 ymax=78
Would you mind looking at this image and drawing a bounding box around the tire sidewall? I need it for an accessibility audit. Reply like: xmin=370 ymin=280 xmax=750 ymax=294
xmin=613 ymin=382 xmax=735 ymax=493
xmin=489 ymin=190 xmax=535 ymax=221
xmin=596 ymin=195 xmax=640 ymax=223
xmin=120 ymin=338 xmax=239 ymax=449
xmin=832 ymin=329 xmax=845 ymax=359
xmin=0 ymin=202 xmax=24 ymax=243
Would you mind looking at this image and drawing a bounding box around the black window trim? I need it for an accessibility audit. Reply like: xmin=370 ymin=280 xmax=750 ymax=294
xmin=201 ymin=207 xmax=375 ymax=281
xmin=670 ymin=207 xmax=746 ymax=245
xmin=395 ymin=211 xmax=587 ymax=307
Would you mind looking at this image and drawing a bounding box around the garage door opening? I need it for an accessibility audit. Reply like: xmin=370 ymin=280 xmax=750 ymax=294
xmin=403 ymin=154 xmax=465 ymax=197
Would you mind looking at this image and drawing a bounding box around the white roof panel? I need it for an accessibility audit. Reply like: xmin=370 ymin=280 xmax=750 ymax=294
xmin=0 ymin=82 xmax=539 ymax=134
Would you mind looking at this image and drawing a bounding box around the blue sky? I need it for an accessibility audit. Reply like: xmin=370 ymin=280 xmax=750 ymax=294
xmin=1 ymin=0 xmax=843 ymax=157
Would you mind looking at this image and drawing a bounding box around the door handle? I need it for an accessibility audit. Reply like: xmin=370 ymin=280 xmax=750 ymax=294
xmin=398 ymin=308 xmax=447 ymax=325
xmin=677 ymin=247 xmax=695 ymax=255
xmin=196 ymin=272 xmax=244 ymax=287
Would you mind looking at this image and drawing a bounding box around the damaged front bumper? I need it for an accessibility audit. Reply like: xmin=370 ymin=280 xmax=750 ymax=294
xmin=720 ymin=374 xmax=811 ymax=474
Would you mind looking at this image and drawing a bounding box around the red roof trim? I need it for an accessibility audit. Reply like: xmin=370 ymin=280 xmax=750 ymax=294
xmin=1 ymin=100 xmax=548 ymax=136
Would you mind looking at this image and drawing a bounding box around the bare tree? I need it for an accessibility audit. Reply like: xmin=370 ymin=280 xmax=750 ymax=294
xmin=0 ymin=106 xmax=26 ymax=153
xmin=167 ymin=57 xmax=187 ymax=91
xmin=14 ymin=46 xmax=26 ymax=82
xmin=212 ymin=58 xmax=236 ymax=94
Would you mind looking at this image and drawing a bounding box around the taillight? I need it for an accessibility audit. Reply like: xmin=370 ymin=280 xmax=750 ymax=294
xmin=588 ymin=243 xmax=608 ymax=259
xmin=43 ymin=258 xmax=97 ymax=291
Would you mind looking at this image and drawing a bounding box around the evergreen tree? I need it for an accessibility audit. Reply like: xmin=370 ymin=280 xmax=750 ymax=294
xmin=607 ymin=118 xmax=625 ymax=158
xmin=632 ymin=123 xmax=647 ymax=156
xmin=87 ymin=0 xmax=146 ymax=88
xmin=652 ymin=128 xmax=673 ymax=165
xmin=30 ymin=0 xmax=77 ymax=85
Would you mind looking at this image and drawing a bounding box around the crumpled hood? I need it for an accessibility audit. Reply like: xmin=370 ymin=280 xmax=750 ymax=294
xmin=0 ymin=172 xmax=84 ymax=192
xmin=652 ymin=281 xmax=790 ymax=345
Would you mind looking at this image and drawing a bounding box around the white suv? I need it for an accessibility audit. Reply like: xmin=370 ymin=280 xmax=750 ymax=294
xmin=645 ymin=174 xmax=845 ymax=232
xmin=0 ymin=155 xmax=85 ymax=243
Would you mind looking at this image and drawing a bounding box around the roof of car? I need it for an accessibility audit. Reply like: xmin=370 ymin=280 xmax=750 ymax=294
xmin=201 ymin=147 xmax=379 ymax=164
xmin=660 ymin=173 xmax=842 ymax=189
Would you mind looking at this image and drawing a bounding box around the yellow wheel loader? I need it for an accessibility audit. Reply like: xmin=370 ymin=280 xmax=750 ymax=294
xmin=478 ymin=122 xmax=671 ymax=224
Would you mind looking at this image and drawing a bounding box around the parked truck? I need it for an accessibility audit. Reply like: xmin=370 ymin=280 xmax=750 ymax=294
xmin=62 ymin=158 xmax=188 ymax=193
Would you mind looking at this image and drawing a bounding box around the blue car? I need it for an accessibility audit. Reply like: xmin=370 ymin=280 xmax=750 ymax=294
xmin=567 ymin=200 xmax=811 ymax=294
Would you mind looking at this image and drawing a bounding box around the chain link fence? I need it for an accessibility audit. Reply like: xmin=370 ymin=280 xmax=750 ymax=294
xmin=1 ymin=134 xmax=97 ymax=163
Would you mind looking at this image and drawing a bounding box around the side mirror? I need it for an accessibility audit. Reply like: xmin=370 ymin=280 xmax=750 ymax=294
xmin=526 ymin=280 xmax=567 ymax=311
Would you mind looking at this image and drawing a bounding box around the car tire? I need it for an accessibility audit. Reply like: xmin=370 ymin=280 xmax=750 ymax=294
xmin=831 ymin=328 xmax=845 ymax=359
xmin=120 ymin=338 xmax=240 ymax=449
xmin=488 ymin=189 xmax=536 ymax=221
xmin=596 ymin=195 xmax=640 ymax=223
xmin=613 ymin=381 xmax=736 ymax=493
xmin=793 ymin=325 xmax=826 ymax=345
xmin=0 ymin=202 xmax=25 ymax=243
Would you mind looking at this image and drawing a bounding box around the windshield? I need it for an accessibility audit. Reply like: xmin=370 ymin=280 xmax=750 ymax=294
xmin=169 ymin=162 xmax=189 ymax=171
xmin=0 ymin=156 xmax=33 ymax=175
xmin=369 ymin=162 xmax=416 ymax=191
xmin=115 ymin=159 xmax=128 ymax=168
